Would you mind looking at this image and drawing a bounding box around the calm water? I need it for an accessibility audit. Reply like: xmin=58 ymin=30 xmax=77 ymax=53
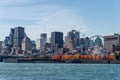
xmin=0 ymin=63 xmax=120 ymax=80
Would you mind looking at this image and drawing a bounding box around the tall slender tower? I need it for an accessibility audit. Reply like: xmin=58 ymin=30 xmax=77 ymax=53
xmin=14 ymin=27 xmax=24 ymax=51
xmin=40 ymin=33 xmax=47 ymax=49
xmin=9 ymin=28 xmax=14 ymax=47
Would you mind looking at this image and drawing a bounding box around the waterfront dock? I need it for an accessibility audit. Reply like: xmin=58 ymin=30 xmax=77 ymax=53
xmin=2 ymin=56 xmax=120 ymax=64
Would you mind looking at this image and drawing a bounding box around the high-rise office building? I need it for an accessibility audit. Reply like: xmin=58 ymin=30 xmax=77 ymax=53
xmin=68 ymin=30 xmax=80 ymax=40
xmin=40 ymin=33 xmax=47 ymax=49
xmin=94 ymin=37 xmax=103 ymax=47
xmin=14 ymin=27 xmax=25 ymax=50
xmin=36 ymin=38 xmax=40 ymax=50
xmin=89 ymin=40 xmax=94 ymax=48
xmin=31 ymin=40 xmax=36 ymax=49
xmin=3 ymin=36 xmax=10 ymax=53
xmin=51 ymin=32 xmax=63 ymax=51
xmin=65 ymin=36 xmax=73 ymax=50
xmin=40 ymin=38 xmax=47 ymax=49
xmin=22 ymin=37 xmax=32 ymax=52
xmin=9 ymin=28 xmax=14 ymax=47
xmin=36 ymin=33 xmax=47 ymax=50
xmin=84 ymin=37 xmax=90 ymax=49
xmin=65 ymin=30 xmax=80 ymax=50
xmin=4 ymin=36 xmax=10 ymax=45
xmin=0 ymin=41 xmax=3 ymax=53
xmin=41 ymin=33 xmax=47 ymax=39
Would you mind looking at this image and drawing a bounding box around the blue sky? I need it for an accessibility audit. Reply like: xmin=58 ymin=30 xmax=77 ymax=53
xmin=0 ymin=0 xmax=120 ymax=41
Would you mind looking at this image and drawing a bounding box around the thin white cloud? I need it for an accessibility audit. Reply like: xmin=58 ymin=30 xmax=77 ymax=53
xmin=0 ymin=0 xmax=46 ymax=5
xmin=0 ymin=2 xmax=88 ymax=40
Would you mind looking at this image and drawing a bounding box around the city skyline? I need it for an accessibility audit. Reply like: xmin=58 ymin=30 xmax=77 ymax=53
xmin=0 ymin=0 xmax=120 ymax=40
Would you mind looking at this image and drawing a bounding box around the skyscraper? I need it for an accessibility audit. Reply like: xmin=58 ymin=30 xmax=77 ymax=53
xmin=40 ymin=33 xmax=47 ymax=39
xmin=40 ymin=33 xmax=47 ymax=49
xmin=68 ymin=30 xmax=80 ymax=40
xmin=94 ymin=37 xmax=103 ymax=47
xmin=14 ymin=27 xmax=25 ymax=50
xmin=0 ymin=41 xmax=3 ymax=53
xmin=36 ymin=38 xmax=40 ymax=50
xmin=9 ymin=28 xmax=14 ymax=47
xmin=4 ymin=36 xmax=10 ymax=45
xmin=36 ymin=33 xmax=47 ymax=50
xmin=3 ymin=36 xmax=10 ymax=53
xmin=51 ymin=32 xmax=63 ymax=51
xmin=84 ymin=37 xmax=90 ymax=49
xmin=65 ymin=30 xmax=80 ymax=50
xmin=31 ymin=40 xmax=36 ymax=49
xmin=22 ymin=37 xmax=32 ymax=52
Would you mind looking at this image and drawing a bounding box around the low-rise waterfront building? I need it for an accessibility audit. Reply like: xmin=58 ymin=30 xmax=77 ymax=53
xmin=42 ymin=43 xmax=51 ymax=51
xmin=104 ymin=34 xmax=120 ymax=52
xmin=58 ymin=48 xmax=69 ymax=54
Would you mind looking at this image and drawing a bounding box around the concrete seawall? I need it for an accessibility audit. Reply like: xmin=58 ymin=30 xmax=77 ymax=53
xmin=2 ymin=58 xmax=120 ymax=64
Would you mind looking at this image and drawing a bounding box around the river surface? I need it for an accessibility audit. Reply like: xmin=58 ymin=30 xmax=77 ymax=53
xmin=0 ymin=63 xmax=120 ymax=80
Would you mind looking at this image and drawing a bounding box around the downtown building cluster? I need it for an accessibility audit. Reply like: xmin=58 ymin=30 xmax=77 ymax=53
xmin=0 ymin=26 xmax=120 ymax=56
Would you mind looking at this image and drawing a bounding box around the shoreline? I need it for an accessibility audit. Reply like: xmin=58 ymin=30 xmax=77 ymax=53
xmin=0 ymin=55 xmax=120 ymax=64
xmin=2 ymin=58 xmax=120 ymax=64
